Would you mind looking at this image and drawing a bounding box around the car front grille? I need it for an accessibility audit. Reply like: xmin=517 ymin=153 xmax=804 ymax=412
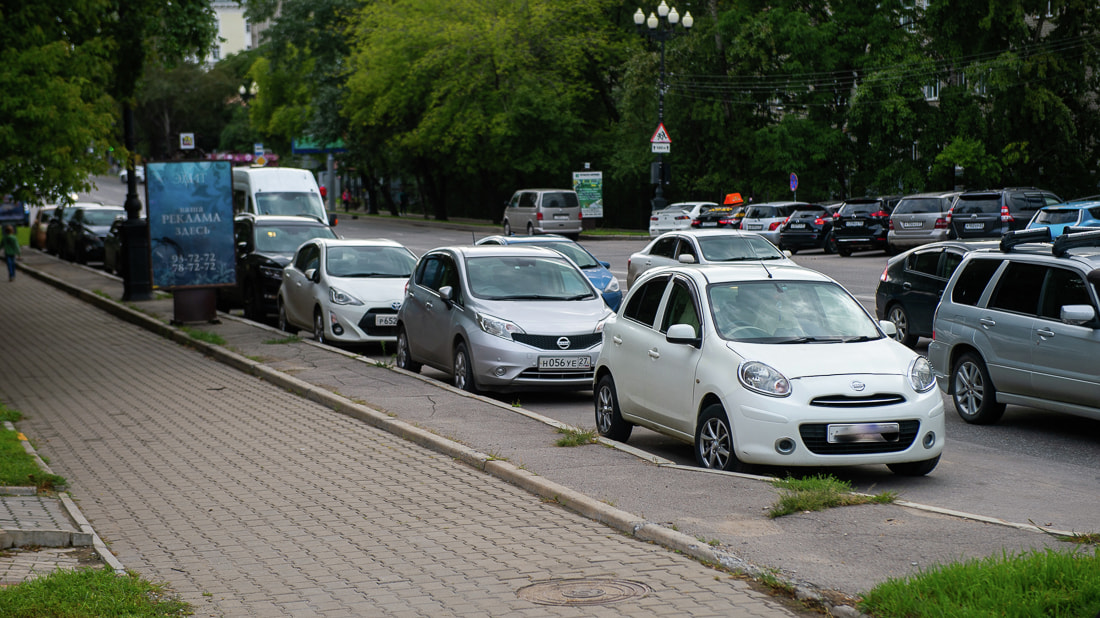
xmin=357 ymin=308 xmax=398 ymax=337
xmin=512 ymin=333 xmax=602 ymax=350
xmin=810 ymin=393 xmax=907 ymax=407
xmin=799 ymin=420 xmax=920 ymax=455
xmin=517 ymin=368 xmax=596 ymax=381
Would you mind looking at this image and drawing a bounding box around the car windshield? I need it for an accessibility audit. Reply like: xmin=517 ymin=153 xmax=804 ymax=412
xmin=465 ymin=255 xmax=595 ymax=301
xmin=894 ymin=198 xmax=944 ymax=214
xmin=697 ymin=235 xmax=785 ymax=261
xmin=520 ymin=241 xmax=599 ymax=268
xmin=1034 ymin=209 xmax=1080 ymax=225
xmin=83 ymin=209 xmax=125 ymax=226
xmin=254 ymin=225 xmax=337 ymax=253
xmin=255 ymin=192 xmax=327 ymax=221
xmin=326 ymin=246 xmax=416 ymax=278
xmin=708 ymin=280 xmax=882 ymax=343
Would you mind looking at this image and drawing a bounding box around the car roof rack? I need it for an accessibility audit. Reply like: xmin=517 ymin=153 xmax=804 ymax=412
xmin=1052 ymin=228 xmax=1100 ymax=257
xmin=999 ymin=227 xmax=1051 ymax=253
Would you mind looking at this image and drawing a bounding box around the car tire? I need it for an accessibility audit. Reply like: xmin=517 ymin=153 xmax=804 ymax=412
xmin=313 ymin=308 xmax=326 ymax=344
xmin=951 ymin=353 xmax=1006 ymax=425
xmin=76 ymin=244 xmax=87 ymax=265
xmin=823 ymin=232 xmax=838 ymax=254
xmin=395 ymin=326 xmax=421 ymax=373
xmin=594 ymin=374 xmax=633 ymax=442
xmin=526 ymin=222 xmax=534 ymax=235
xmin=887 ymin=455 xmax=940 ymax=476
xmin=695 ymin=404 xmax=750 ymax=472
xmin=503 ymin=220 xmax=512 ymax=236
xmin=453 ymin=341 xmax=479 ymax=394
xmin=277 ymin=300 xmax=298 ymax=334
xmin=887 ymin=304 xmax=918 ymax=347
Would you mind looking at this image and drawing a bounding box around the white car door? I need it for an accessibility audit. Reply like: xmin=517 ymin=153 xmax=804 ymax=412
xmin=284 ymin=242 xmax=320 ymax=328
xmin=609 ymin=275 xmax=672 ymax=418
xmin=644 ymin=277 xmax=705 ymax=436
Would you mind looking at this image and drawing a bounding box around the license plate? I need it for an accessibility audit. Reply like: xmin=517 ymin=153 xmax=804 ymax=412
xmin=964 ymin=223 xmax=984 ymax=230
xmin=789 ymin=223 xmax=806 ymax=229
xmin=553 ymin=214 xmax=569 ymax=220
xmin=375 ymin=315 xmax=398 ymax=326
xmin=827 ymin=422 xmax=900 ymax=443
xmin=744 ymin=224 xmax=762 ymax=230
xmin=701 ymin=222 xmax=717 ymax=227
xmin=901 ymin=221 xmax=923 ymax=228
xmin=538 ymin=356 xmax=591 ymax=370
xmin=846 ymin=221 xmax=863 ymax=227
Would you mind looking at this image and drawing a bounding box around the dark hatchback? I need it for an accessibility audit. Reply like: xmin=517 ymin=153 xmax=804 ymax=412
xmin=874 ymin=239 xmax=998 ymax=347
xmin=62 ymin=205 xmax=126 ymax=264
xmin=217 ymin=214 xmax=338 ymax=321
xmin=946 ymin=188 xmax=1061 ymax=239
xmin=832 ymin=196 xmax=901 ymax=256
xmin=690 ymin=204 xmax=746 ymax=230
xmin=777 ymin=203 xmax=840 ymax=254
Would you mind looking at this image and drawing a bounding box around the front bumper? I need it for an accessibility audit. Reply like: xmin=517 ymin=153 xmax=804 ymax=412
xmin=322 ymin=302 xmax=402 ymax=343
xmin=468 ymin=329 xmax=601 ymax=392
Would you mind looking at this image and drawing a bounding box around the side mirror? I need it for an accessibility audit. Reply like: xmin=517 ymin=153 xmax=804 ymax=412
xmin=600 ymin=261 xmax=611 ymax=268
xmin=439 ymin=285 xmax=454 ymax=304
xmin=677 ymin=254 xmax=697 ymax=264
xmin=304 ymin=268 xmax=319 ymax=283
xmin=879 ymin=320 xmax=898 ymax=337
xmin=1061 ymin=304 xmax=1096 ymax=326
xmin=666 ymin=323 xmax=700 ymax=347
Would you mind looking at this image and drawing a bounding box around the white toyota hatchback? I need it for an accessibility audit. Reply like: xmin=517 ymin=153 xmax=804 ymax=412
xmin=594 ymin=264 xmax=944 ymax=476
xmin=278 ymin=238 xmax=417 ymax=344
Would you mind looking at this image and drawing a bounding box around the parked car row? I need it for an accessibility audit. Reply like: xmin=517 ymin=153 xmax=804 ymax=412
xmin=39 ymin=202 xmax=126 ymax=264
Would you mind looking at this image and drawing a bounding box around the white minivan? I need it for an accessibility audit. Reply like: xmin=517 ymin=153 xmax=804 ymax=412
xmin=232 ymin=167 xmax=334 ymax=225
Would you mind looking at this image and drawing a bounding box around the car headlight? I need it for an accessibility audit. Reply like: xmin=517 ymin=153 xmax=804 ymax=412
xmin=259 ymin=265 xmax=283 ymax=281
xmin=738 ymin=361 xmax=791 ymax=397
xmin=476 ymin=312 xmax=524 ymax=339
xmin=603 ymin=276 xmax=620 ymax=293
xmin=329 ymin=286 xmax=364 ymax=306
xmin=907 ymin=356 xmax=936 ymax=392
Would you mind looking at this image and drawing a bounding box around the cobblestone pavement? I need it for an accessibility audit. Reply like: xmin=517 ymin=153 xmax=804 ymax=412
xmin=0 ymin=269 xmax=802 ymax=615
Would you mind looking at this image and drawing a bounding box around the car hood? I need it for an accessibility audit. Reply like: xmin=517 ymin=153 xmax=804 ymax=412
xmin=579 ymin=267 xmax=614 ymax=291
xmin=327 ymin=276 xmax=409 ymax=302
xmin=726 ymin=338 xmax=914 ymax=379
xmin=476 ymin=298 xmax=611 ymax=333
xmin=254 ymin=252 xmax=294 ymax=267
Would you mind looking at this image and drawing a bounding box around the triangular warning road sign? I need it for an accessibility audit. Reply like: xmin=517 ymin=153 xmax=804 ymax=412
xmin=650 ymin=123 xmax=671 ymax=144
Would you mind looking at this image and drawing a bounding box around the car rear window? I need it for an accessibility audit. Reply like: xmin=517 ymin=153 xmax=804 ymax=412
xmin=744 ymin=206 xmax=777 ymax=218
xmin=951 ymin=258 xmax=1002 ymax=306
xmin=894 ymin=198 xmax=946 ymax=215
xmin=838 ymin=201 xmax=881 ymax=216
xmin=1034 ymin=209 xmax=1079 ymax=225
xmin=542 ymin=192 xmax=579 ymax=209
xmin=952 ymin=196 xmax=1000 ymax=215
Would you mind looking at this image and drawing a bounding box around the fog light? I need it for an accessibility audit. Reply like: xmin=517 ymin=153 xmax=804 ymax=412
xmin=328 ymin=313 xmax=344 ymax=336
xmin=774 ymin=438 xmax=796 ymax=455
xmin=922 ymin=431 xmax=936 ymax=449
xmin=494 ymin=367 xmax=507 ymax=377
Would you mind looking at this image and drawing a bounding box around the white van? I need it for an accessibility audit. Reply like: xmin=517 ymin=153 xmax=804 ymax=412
xmin=232 ymin=167 xmax=334 ymax=225
xmin=501 ymin=189 xmax=583 ymax=239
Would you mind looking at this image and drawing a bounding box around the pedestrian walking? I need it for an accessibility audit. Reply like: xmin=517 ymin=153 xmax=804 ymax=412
xmin=2 ymin=225 xmax=21 ymax=281
xmin=341 ymin=189 xmax=351 ymax=210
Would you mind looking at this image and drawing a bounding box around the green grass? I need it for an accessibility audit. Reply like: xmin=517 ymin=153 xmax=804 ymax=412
xmin=264 ymin=335 xmax=301 ymax=344
xmin=0 ymin=404 xmax=65 ymax=490
xmin=179 ymin=326 xmax=225 ymax=345
xmin=555 ymin=426 xmax=597 ymax=447
xmin=859 ymin=547 xmax=1100 ymax=617
xmin=0 ymin=567 xmax=192 ymax=617
xmin=768 ymin=474 xmax=896 ymax=518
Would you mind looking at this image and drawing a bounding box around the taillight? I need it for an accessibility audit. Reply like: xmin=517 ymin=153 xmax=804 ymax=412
xmin=871 ymin=210 xmax=889 ymax=218
xmin=888 ymin=219 xmax=894 ymax=231
xmin=578 ymin=211 xmax=583 ymax=220
xmin=945 ymin=209 xmax=953 ymax=224
xmin=536 ymin=212 xmax=544 ymax=220
xmin=675 ymin=215 xmax=689 ymax=221
xmin=768 ymin=221 xmax=782 ymax=231
xmin=651 ymin=216 xmax=659 ymax=222
xmin=717 ymin=218 xmax=730 ymax=226
xmin=934 ymin=217 xmax=947 ymax=229
xmin=880 ymin=265 xmax=889 ymax=282
xmin=814 ymin=218 xmax=825 ymax=225
xmin=690 ymin=220 xmax=700 ymax=227
xmin=1000 ymin=204 xmax=1013 ymax=223
xmin=833 ymin=214 xmax=842 ymax=223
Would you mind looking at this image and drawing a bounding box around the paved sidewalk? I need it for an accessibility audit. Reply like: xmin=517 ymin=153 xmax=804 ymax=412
xmin=0 ymin=253 xmax=807 ymax=615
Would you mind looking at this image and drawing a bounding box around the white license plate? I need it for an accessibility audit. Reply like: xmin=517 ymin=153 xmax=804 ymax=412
xmin=827 ymin=422 xmax=900 ymax=443
xmin=744 ymin=224 xmax=762 ymax=230
xmin=846 ymin=221 xmax=863 ymax=227
xmin=964 ymin=223 xmax=984 ymax=230
xmin=701 ymin=222 xmax=717 ymax=227
xmin=901 ymin=221 xmax=923 ymax=228
xmin=789 ymin=223 xmax=806 ymax=229
xmin=553 ymin=214 xmax=570 ymax=220
xmin=538 ymin=356 xmax=591 ymax=370
xmin=375 ymin=315 xmax=398 ymax=326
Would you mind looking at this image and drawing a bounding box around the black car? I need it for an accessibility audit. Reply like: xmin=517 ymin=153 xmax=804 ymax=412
xmin=61 ymin=205 xmax=125 ymax=263
xmin=44 ymin=202 xmax=89 ymax=256
xmin=777 ymin=204 xmax=840 ymax=254
xmin=690 ymin=204 xmax=745 ymax=230
xmin=946 ymin=188 xmax=1061 ymax=239
xmin=831 ymin=196 xmax=901 ymax=256
xmin=874 ymin=239 xmax=999 ymax=346
xmin=217 ymin=214 xmax=338 ymax=321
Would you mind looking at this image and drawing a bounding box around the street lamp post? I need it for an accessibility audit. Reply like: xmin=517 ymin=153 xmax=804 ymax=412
xmin=120 ymin=102 xmax=153 ymax=301
xmin=634 ymin=2 xmax=692 ymax=212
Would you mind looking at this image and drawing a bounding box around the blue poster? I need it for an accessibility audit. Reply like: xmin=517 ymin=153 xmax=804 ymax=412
xmin=146 ymin=161 xmax=236 ymax=289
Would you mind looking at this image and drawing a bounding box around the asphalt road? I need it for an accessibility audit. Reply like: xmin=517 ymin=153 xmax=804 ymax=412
xmin=79 ymin=178 xmax=1100 ymax=539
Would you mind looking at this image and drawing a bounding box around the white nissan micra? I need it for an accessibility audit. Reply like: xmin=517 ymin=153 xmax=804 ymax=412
xmin=594 ymin=264 xmax=944 ymax=476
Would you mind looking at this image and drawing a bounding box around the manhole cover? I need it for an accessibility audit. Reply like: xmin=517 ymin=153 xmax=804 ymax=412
xmin=516 ymin=578 xmax=651 ymax=606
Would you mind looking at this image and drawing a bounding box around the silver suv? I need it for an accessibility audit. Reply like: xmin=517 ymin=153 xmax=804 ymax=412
xmin=396 ymin=245 xmax=612 ymax=393
xmin=928 ymin=228 xmax=1100 ymax=425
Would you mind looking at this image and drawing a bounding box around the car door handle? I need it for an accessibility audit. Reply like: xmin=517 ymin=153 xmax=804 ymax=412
xmin=979 ymin=317 xmax=996 ymax=328
xmin=902 ymin=282 xmax=912 ymax=289
xmin=1036 ymin=327 xmax=1055 ymax=339
xmin=648 ymin=348 xmax=660 ymax=359
xmin=612 ymin=335 xmax=622 ymax=345
xmin=425 ymin=301 xmax=433 ymax=310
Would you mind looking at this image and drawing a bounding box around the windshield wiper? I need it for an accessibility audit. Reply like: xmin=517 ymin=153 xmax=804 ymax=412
xmin=775 ymin=336 xmax=844 ymax=344
xmin=840 ymin=335 xmax=879 ymax=343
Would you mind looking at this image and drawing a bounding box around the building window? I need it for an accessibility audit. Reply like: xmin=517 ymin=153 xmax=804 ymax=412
xmin=212 ymin=46 xmax=221 ymax=61
xmin=923 ymin=81 xmax=939 ymax=101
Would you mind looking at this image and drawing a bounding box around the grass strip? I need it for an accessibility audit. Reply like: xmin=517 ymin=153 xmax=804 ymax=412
xmin=768 ymin=474 xmax=895 ymax=518
xmin=0 ymin=404 xmax=65 ymax=490
xmin=859 ymin=547 xmax=1100 ymax=617
xmin=0 ymin=568 xmax=191 ymax=617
